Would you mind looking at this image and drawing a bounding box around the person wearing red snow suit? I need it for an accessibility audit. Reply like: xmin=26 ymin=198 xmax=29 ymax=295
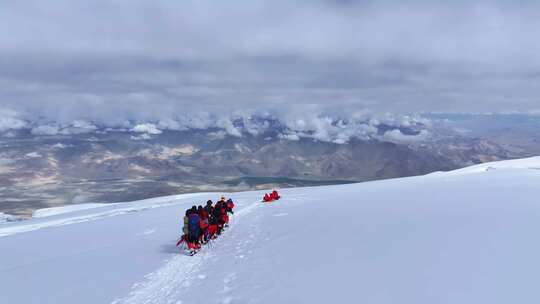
xmin=213 ymin=200 xmax=226 ymax=235
xmin=205 ymin=200 xmax=218 ymax=239
xmin=271 ymin=190 xmax=280 ymax=200
xmin=216 ymin=196 xmax=230 ymax=227
xmin=198 ymin=205 xmax=209 ymax=243
xmin=263 ymin=193 xmax=271 ymax=202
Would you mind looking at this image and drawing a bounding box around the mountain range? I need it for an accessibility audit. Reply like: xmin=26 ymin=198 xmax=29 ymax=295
xmin=1 ymin=114 xmax=527 ymax=216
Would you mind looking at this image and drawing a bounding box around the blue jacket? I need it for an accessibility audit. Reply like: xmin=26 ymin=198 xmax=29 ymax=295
xmin=188 ymin=213 xmax=200 ymax=233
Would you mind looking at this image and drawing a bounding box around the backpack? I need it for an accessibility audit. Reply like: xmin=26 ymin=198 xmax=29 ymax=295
xmin=182 ymin=216 xmax=189 ymax=234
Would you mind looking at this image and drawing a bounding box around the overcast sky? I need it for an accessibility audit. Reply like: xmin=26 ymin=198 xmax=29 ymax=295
xmin=1 ymin=0 xmax=540 ymax=124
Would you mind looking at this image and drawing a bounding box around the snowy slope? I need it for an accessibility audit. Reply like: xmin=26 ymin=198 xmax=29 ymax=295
xmin=1 ymin=157 xmax=540 ymax=304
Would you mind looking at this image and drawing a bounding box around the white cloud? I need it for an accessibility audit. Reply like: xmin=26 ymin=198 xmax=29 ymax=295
xmin=72 ymin=120 xmax=98 ymax=131
xmin=51 ymin=143 xmax=73 ymax=149
xmin=278 ymin=133 xmax=300 ymax=141
xmin=279 ymin=112 xmax=399 ymax=144
xmin=242 ymin=117 xmax=270 ymax=136
xmin=25 ymin=152 xmax=42 ymax=158
xmin=72 ymin=193 xmax=91 ymax=205
xmin=30 ymin=120 xmax=98 ymax=136
xmin=207 ymin=130 xmax=228 ymax=140
xmin=0 ymin=109 xmax=27 ymax=132
xmin=131 ymin=123 xmax=162 ymax=135
xmin=382 ymin=129 xmax=429 ymax=143
xmin=216 ymin=118 xmax=242 ymax=137
xmin=59 ymin=120 xmax=98 ymax=135
xmin=2 ymin=107 xmax=435 ymax=145
xmin=157 ymin=118 xmax=186 ymax=131
xmin=31 ymin=125 xmax=60 ymax=136
xmin=131 ymin=133 xmax=152 ymax=140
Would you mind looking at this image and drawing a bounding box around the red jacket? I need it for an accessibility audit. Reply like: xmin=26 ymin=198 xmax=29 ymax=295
xmin=200 ymin=218 xmax=209 ymax=229
xmin=200 ymin=210 xmax=208 ymax=220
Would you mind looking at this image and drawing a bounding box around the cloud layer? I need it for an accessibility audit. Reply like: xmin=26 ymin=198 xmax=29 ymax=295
xmin=1 ymin=0 xmax=540 ymax=124
xmin=0 ymin=108 xmax=432 ymax=144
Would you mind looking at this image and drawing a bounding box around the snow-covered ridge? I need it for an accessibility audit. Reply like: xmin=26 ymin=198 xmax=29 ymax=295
xmin=427 ymin=156 xmax=540 ymax=176
xmin=32 ymin=203 xmax=115 ymax=218
xmin=452 ymin=156 xmax=540 ymax=172
xmin=0 ymin=212 xmax=23 ymax=224
xmin=0 ymin=193 xmax=213 ymax=237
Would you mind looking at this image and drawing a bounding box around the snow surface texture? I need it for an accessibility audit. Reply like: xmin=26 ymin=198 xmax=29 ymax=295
xmin=1 ymin=157 xmax=540 ymax=303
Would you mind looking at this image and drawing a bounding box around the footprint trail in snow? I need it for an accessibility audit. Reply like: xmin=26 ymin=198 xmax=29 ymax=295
xmin=112 ymin=197 xmax=265 ymax=304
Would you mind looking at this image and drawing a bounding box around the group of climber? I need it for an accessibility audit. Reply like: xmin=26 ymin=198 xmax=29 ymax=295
xmin=263 ymin=190 xmax=280 ymax=202
xmin=178 ymin=196 xmax=235 ymax=255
